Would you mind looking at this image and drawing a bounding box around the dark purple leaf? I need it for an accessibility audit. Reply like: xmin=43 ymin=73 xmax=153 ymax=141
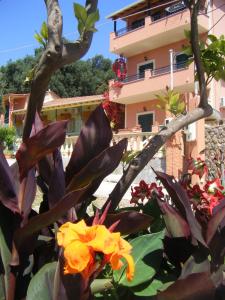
xmin=163 ymin=237 xmax=195 ymax=268
xmin=48 ymin=150 xmax=65 ymax=208
xmin=66 ymin=139 xmax=127 ymax=199
xmin=38 ymin=155 xmax=54 ymax=186
xmin=157 ymin=199 xmax=190 ymax=238
xmin=18 ymin=168 xmax=36 ymax=224
xmin=30 ymin=111 xmax=44 ymax=136
xmin=65 ymin=105 xmax=112 ymax=185
xmin=157 ymin=272 xmax=215 ymax=300
xmin=102 ymin=211 xmax=152 ymax=235
xmin=206 ymin=205 xmax=225 ymax=244
xmin=14 ymin=188 xmax=87 ymax=252
xmin=16 ymin=120 xmax=67 ymax=180
xmin=155 ymin=171 xmax=207 ymax=247
xmin=0 ymin=149 xmax=18 ymax=213
xmin=10 ymin=162 xmax=20 ymax=195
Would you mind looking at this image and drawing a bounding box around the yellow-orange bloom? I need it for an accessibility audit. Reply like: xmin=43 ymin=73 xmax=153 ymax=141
xmin=57 ymin=220 xmax=134 ymax=281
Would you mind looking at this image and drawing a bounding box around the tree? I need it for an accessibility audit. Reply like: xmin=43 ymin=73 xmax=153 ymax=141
xmin=0 ymin=54 xmax=114 ymax=97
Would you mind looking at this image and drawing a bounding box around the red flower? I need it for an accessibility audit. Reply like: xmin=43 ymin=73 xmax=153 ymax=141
xmin=203 ymin=178 xmax=225 ymax=200
xmin=131 ymin=180 xmax=164 ymax=204
xmin=188 ymin=157 xmax=208 ymax=179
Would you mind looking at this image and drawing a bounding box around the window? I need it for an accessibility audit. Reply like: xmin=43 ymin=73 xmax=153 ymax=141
xmin=137 ymin=60 xmax=155 ymax=79
xmin=175 ymin=53 xmax=189 ymax=70
xmin=131 ymin=18 xmax=145 ymax=30
xmin=137 ymin=112 xmax=154 ymax=132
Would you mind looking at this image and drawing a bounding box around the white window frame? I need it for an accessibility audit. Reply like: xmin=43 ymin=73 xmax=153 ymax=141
xmin=137 ymin=59 xmax=155 ymax=75
xmin=136 ymin=111 xmax=155 ymax=132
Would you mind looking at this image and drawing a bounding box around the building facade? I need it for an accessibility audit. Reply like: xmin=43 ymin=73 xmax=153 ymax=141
xmin=108 ymin=0 xmax=225 ymax=177
xmin=2 ymin=91 xmax=104 ymax=136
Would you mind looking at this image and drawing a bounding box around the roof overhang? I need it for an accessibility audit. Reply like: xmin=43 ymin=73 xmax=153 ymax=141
xmin=106 ymin=0 xmax=147 ymax=20
xmin=12 ymin=98 xmax=103 ymax=115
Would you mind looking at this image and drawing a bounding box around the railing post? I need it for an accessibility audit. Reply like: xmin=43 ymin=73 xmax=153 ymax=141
xmin=169 ymin=49 xmax=174 ymax=90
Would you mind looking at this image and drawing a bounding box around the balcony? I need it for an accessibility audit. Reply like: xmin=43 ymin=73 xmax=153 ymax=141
xmin=110 ymin=9 xmax=208 ymax=57
xmin=109 ymin=63 xmax=195 ymax=104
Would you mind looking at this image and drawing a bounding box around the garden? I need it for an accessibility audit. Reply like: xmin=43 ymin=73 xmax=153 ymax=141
xmin=0 ymin=0 xmax=225 ymax=300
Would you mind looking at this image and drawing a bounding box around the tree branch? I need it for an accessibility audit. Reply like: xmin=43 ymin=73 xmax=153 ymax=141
xmin=22 ymin=0 xmax=98 ymax=140
xmin=60 ymin=0 xmax=98 ymax=66
xmin=187 ymin=0 xmax=208 ymax=108
xmin=104 ymin=0 xmax=213 ymax=212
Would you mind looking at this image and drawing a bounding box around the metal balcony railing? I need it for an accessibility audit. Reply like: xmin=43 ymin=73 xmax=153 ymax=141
xmin=115 ymin=2 xmax=188 ymax=37
xmin=115 ymin=19 xmax=145 ymax=37
xmin=121 ymin=63 xmax=188 ymax=84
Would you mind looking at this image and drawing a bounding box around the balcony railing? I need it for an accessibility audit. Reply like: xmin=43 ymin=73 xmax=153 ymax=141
xmin=115 ymin=3 xmax=188 ymax=37
xmin=116 ymin=19 xmax=145 ymax=37
xmin=122 ymin=62 xmax=189 ymax=84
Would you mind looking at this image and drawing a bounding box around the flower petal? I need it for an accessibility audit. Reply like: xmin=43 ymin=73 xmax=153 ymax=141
xmin=64 ymin=241 xmax=91 ymax=273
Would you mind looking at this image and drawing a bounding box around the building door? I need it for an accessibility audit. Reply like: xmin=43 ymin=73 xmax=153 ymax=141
xmin=138 ymin=62 xmax=154 ymax=79
xmin=138 ymin=113 xmax=154 ymax=132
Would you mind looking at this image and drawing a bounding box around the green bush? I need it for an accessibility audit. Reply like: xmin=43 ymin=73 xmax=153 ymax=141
xmin=0 ymin=126 xmax=16 ymax=150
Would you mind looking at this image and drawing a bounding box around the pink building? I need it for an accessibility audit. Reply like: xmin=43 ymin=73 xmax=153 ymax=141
xmin=108 ymin=0 xmax=225 ymax=177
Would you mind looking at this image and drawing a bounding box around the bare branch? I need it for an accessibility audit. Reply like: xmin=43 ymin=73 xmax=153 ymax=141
xmin=186 ymin=0 xmax=208 ymax=107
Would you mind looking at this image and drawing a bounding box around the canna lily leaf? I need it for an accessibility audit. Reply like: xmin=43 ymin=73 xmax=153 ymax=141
xmin=18 ymin=168 xmax=36 ymax=223
xmin=48 ymin=150 xmax=65 ymax=208
xmin=14 ymin=188 xmax=87 ymax=253
xmin=157 ymin=272 xmax=215 ymax=300
xmin=155 ymin=171 xmax=207 ymax=247
xmin=66 ymin=139 xmax=127 ymax=194
xmin=65 ymin=105 xmax=112 ymax=185
xmin=157 ymin=199 xmax=190 ymax=238
xmin=206 ymin=204 xmax=225 ymax=244
xmin=114 ymin=231 xmax=165 ymax=287
xmin=16 ymin=120 xmax=67 ymax=180
xmin=89 ymin=211 xmax=152 ymax=235
xmin=0 ymin=149 xmax=18 ymax=213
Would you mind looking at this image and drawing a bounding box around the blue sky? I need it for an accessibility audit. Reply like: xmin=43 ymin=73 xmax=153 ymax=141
xmin=0 ymin=0 xmax=134 ymax=66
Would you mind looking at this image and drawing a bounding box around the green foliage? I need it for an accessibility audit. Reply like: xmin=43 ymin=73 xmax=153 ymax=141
xmin=26 ymin=262 xmax=57 ymax=300
xmin=156 ymin=88 xmax=185 ymax=116
xmin=0 ymin=54 xmax=114 ymax=96
xmin=0 ymin=227 xmax=11 ymax=298
xmin=183 ymin=33 xmax=225 ymax=84
xmin=0 ymin=126 xmax=16 ymax=150
xmin=34 ymin=22 xmax=48 ymax=48
xmin=114 ymin=231 xmax=165 ymax=288
xmin=74 ymin=3 xmax=99 ymax=40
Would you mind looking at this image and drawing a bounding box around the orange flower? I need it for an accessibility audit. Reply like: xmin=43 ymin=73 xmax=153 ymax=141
xmin=57 ymin=220 xmax=134 ymax=281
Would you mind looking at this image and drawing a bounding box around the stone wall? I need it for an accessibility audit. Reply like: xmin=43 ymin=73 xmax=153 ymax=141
xmin=205 ymin=125 xmax=225 ymax=178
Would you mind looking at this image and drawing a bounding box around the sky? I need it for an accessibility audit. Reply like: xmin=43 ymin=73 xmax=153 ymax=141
xmin=0 ymin=0 xmax=135 ymax=66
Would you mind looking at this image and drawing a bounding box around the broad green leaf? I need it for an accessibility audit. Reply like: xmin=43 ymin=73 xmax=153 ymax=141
xmin=131 ymin=272 xmax=175 ymax=297
xmin=0 ymin=275 xmax=5 ymax=300
xmin=40 ymin=22 xmax=48 ymax=40
xmin=86 ymin=10 xmax=100 ymax=29
xmin=73 ymin=3 xmax=87 ymax=26
xmin=34 ymin=32 xmax=45 ymax=47
xmin=0 ymin=227 xmax=11 ymax=296
xmin=78 ymin=22 xmax=85 ymax=36
xmin=114 ymin=231 xmax=165 ymax=287
xmin=26 ymin=262 xmax=57 ymax=300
